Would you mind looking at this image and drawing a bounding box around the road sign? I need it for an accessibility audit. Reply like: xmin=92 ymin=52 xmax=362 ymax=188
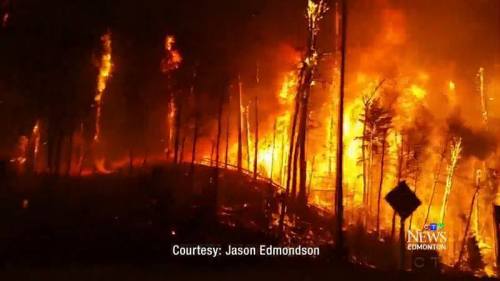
xmin=385 ymin=181 xmax=421 ymax=271
xmin=385 ymin=181 xmax=421 ymax=220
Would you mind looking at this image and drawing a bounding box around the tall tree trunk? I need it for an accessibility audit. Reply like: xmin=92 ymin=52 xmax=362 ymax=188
xmin=455 ymin=180 xmax=481 ymax=268
xmin=253 ymin=96 xmax=259 ymax=180
xmin=215 ymin=94 xmax=224 ymax=169
xmin=180 ymin=136 xmax=186 ymax=163
xmin=237 ymin=75 xmax=243 ymax=172
xmin=392 ymin=133 xmax=405 ymax=240
xmin=210 ymin=141 xmax=214 ymax=166
xmin=278 ymin=71 xmax=301 ymax=233
xmin=245 ymin=105 xmax=251 ymax=170
xmin=279 ymin=134 xmax=286 ymax=186
xmin=334 ymin=0 xmax=348 ymax=253
xmin=174 ymin=100 xmax=183 ymax=164
xmin=328 ymin=112 xmax=335 ymax=176
xmin=270 ymin=119 xmax=277 ymax=183
xmin=207 ymin=94 xmax=224 ymax=223
xmin=361 ymin=112 xmax=367 ymax=204
xmin=376 ymin=131 xmax=387 ymax=236
xmin=298 ymin=87 xmax=311 ymax=209
xmin=189 ymin=70 xmax=198 ymax=174
xmin=225 ymin=108 xmax=230 ymax=168
xmin=278 ymin=0 xmax=327 ymax=234
xmin=423 ymin=138 xmax=447 ymax=227
xmin=291 ymin=133 xmax=300 ymax=199
xmin=308 ymin=156 xmax=316 ymax=198
xmin=190 ymin=97 xmax=198 ymax=174
xmin=367 ymin=125 xmax=375 ymax=217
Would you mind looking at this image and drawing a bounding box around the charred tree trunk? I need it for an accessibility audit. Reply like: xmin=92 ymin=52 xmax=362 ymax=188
xmin=367 ymin=125 xmax=375 ymax=216
xmin=456 ymin=182 xmax=481 ymax=269
xmin=174 ymin=100 xmax=183 ymax=164
xmin=253 ymin=96 xmax=259 ymax=180
xmin=180 ymin=136 xmax=186 ymax=163
xmin=361 ymin=110 xmax=368 ymax=205
xmin=210 ymin=141 xmax=215 ymax=166
xmin=279 ymin=71 xmax=301 ymax=234
xmin=280 ymin=134 xmax=286 ymax=185
xmin=278 ymin=0 xmax=328 ymax=234
xmin=225 ymin=108 xmax=230 ymax=168
xmin=291 ymin=133 xmax=301 ymax=200
xmin=423 ymin=138 xmax=447 ymax=227
xmin=190 ymin=97 xmax=199 ymax=174
xmin=215 ymin=96 xmax=223 ymax=166
xmin=298 ymin=86 xmax=312 ymax=210
xmin=376 ymin=130 xmax=387 ymax=236
xmin=245 ymin=105 xmax=251 ymax=170
xmin=206 ymin=94 xmax=224 ymax=223
xmin=308 ymin=156 xmax=316 ymax=197
xmin=328 ymin=113 xmax=335 ymax=176
xmin=270 ymin=119 xmax=277 ymax=183
xmin=335 ymin=0 xmax=348 ymax=254
xmin=237 ymin=76 xmax=243 ymax=172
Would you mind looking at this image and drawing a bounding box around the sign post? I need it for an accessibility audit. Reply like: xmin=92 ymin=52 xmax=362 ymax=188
xmin=493 ymin=205 xmax=500 ymax=276
xmin=385 ymin=181 xmax=421 ymax=271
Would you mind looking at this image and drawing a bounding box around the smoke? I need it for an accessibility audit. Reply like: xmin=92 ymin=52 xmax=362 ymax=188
xmin=447 ymin=115 xmax=497 ymax=160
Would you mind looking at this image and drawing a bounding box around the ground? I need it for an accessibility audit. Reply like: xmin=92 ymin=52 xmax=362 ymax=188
xmin=0 ymin=163 xmax=496 ymax=281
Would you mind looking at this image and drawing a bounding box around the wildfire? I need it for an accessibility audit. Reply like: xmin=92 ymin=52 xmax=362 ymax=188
xmin=449 ymin=81 xmax=456 ymax=92
xmin=94 ymin=31 xmax=113 ymax=143
xmin=161 ymin=34 xmax=182 ymax=160
xmin=161 ymin=35 xmax=182 ymax=73
xmin=5 ymin=1 xmax=499 ymax=276
xmin=439 ymin=138 xmax=462 ymax=224
xmin=31 ymin=120 xmax=40 ymax=170
xmin=278 ymin=72 xmax=298 ymax=104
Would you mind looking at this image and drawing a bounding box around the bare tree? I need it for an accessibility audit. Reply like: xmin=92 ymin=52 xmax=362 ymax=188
xmin=237 ymin=76 xmax=243 ymax=172
xmin=253 ymin=96 xmax=259 ymax=180
xmin=335 ymin=0 xmax=348 ymax=252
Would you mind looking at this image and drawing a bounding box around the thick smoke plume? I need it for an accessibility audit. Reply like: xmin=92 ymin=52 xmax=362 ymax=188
xmin=447 ymin=115 xmax=497 ymax=160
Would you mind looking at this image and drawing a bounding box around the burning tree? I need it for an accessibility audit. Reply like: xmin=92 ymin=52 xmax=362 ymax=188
xmin=439 ymin=137 xmax=462 ymax=224
xmin=161 ymin=35 xmax=182 ymax=162
xmin=358 ymin=81 xmax=385 ymax=213
xmin=456 ymin=169 xmax=484 ymax=272
xmin=93 ymin=31 xmax=113 ymax=144
xmin=91 ymin=31 xmax=113 ymax=173
xmin=357 ymin=97 xmax=392 ymax=233
xmin=279 ymin=0 xmax=328 ymax=231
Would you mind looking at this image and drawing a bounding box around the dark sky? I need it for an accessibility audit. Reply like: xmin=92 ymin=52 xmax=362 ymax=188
xmin=0 ymin=0 xmax=498 ymax=158
xmin=0 ymin=0 xmax=305 ymax=156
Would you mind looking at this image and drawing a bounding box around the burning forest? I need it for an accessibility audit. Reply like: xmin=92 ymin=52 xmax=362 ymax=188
xmin=0 ymin=0 xmax=500 ymax=280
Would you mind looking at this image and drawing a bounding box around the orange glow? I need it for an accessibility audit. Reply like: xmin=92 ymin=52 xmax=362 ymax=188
xmin=94 ymin=31 xmax=113 ymax=143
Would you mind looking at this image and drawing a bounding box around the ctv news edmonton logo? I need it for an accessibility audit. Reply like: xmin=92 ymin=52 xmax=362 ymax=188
xmin=407 ymin=223 xmax=447 ymax=251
